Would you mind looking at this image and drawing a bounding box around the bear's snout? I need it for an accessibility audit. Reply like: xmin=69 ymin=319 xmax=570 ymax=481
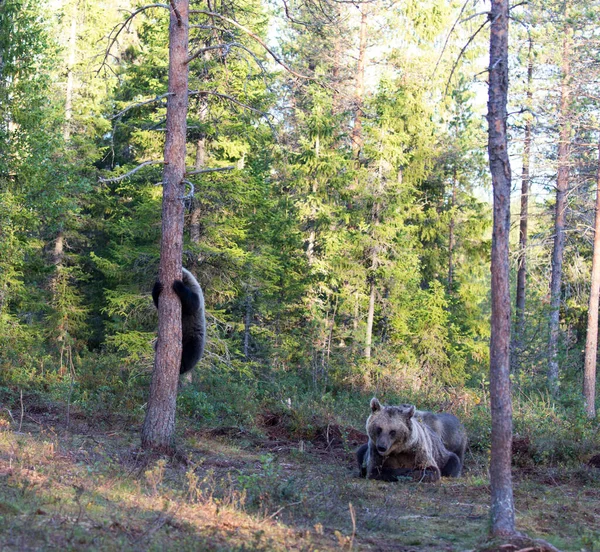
xmin=377 ymin=444 xmax=388 ymax=454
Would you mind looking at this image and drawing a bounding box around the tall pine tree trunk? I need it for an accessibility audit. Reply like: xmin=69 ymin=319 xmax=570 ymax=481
xmin=548 ymin=13 xmax=572 ymax=392
xmin=142 ymin=0 xmax=189 ymax=452
xmin=582 ymin=139 xmax=600 ymax=419
xmin=514 ymin=37 xmax=533 ymax=365
xmin=487 ymin=0 xmax=516 ymax=537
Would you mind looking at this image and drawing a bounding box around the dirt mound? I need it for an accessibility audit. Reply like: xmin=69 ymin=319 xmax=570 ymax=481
xmin=257 ymin=410 xmax=366 ymax=455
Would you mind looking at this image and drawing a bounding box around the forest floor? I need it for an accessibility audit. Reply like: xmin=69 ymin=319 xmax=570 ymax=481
xmin=0 ymin=399 xmax=598 ymax=551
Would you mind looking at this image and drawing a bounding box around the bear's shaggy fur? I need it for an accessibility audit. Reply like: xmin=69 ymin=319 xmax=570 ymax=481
xmin=357 ymin=398 xmax=463 ymax=482
xmin=413 ymin=408 xmax=467 ymax=474
xmin=152 ymin=267 xmax=206 ymax=374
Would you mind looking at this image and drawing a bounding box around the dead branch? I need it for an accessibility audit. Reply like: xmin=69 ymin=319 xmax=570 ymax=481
xmin=185 ymin=165 xmax=235 ymax=176
xmin=99 ymin=160 xmax=165 ymax=183
xmin=187 ymin=42 xmax=267 ymax=78
xmin=432 ymin=0 xmax=471 ymax=80
xmin=189 ymin=10 xmax=312 ymax=80
xmin=444 ymin=16 xmax=491 ymax=96
xmin=188 ymin=90 xmax=271 ymax=119
xmin=169 ymin=0 xmax=182 ymax=26
xmin=98 ymin=4 xmax=170 ymax=75
xmin=111 ymin=93 xmax=173 ymax=120
xmin=186 ymin=43 xmax=232 ymax=64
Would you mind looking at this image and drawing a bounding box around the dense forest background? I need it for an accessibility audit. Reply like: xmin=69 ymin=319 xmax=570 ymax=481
xmin=1 ymin=0 xmax=599 ymax=464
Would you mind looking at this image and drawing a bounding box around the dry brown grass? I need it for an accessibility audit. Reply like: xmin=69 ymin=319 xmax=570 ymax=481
xmin=0 ymin=403 xmax=598 ymax=551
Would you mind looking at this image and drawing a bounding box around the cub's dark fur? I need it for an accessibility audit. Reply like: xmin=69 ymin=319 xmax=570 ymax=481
xmin=152 ymin=268 xmax=206 ymax=374
xmin=357 ymin=398 xmax=464 ymax=482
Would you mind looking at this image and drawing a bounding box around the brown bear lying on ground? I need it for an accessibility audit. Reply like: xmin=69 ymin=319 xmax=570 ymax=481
xmin=357 ymin=398 xmax=467 ymax=482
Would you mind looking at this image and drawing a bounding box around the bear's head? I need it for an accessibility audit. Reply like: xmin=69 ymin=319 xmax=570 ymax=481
xmin=366 ymin=398 xmax=416 ymax=456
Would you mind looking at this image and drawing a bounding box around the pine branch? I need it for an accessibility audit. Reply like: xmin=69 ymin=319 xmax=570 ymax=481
xmin=189 ymin=10 xmax=312 ymax=80
xmin=185 ymin=165 xmax=236 ymax=176
xmin=111 ymin=93 xmax=173 ymax=120
xmin=99 ymin=4 xmax=170 ymax=75
xmin=99 ymin=160 xmax=165 ymax=183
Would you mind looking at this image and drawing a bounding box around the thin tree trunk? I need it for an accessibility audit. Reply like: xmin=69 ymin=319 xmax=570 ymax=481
xmin=448 ymin=168 xmax=457 ymax=293
xmin=64 ymin=7 xmax=77 ymax=141
xmin=548 ymin=14 xmax=572 ymax=391
xmin=306 ymin=135 xmax=319 ymax=264
xmin=243 ymin=292 xmax=252 ymax=360
xmin=514 ymin=37 xmax=533 ymax=363
xmin=141 ymin=0 xmax=189 ymax=452
xmin=582 ymin=139 xmax=600 ymax=419
xmin=487 ymin=0 xmax=516 ymax=537
xmin=190 ymin=100 xmax=207 ymax=244
xmin=351 ymin=9 xmax=367 ymax=161
xmin=364 ymin=135 xmax=385 ymax=360
xmin=365 ymin=277 xmax=375 ymax=360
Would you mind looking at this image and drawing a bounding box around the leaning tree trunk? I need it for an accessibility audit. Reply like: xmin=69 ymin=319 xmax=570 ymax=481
xmin=141 ymin=0 xmax=190 ymax=452
xmin=547 ymin=13 xmax=572 ymax=392
xmin=487 ymin=0 xmax=516 ymax=537
xmin=582 ymin=139 xmax=600 ymax=419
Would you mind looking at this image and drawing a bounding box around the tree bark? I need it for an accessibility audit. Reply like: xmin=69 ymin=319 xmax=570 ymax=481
xmin=487 ymin=0 xmax=516 ymax=538
xmin=243 ymin=291 xmax=252 ymax=360
xmin=582 ymin=139 xmax=600 ymax=419
xmin=351 ymin=8 xmax=367 ymax=161
xmin=448 ymin=168 xmax=457 ymax=294
xmin=141 ymin=0 xmax=189 ymax=452
xmin=514 ymin=37 xmax=533 ymax=364
xmin=364 ymin=136 xmax=384 ymax=360
xmin=190 ymin=100 xmax=208 ymax=245
xmin=365 ymin=276 xmax=375 ymax=360
xmin=547 ymin=12 xmax=572 ymax=391
xmin=64 ymin=6 xmax=77 ymax=141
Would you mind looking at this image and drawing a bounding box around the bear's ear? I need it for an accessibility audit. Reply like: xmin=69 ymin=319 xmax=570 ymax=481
xmin=406 ymin=405 xmax=415 ymax=418
xmin=370 ymin=397 xmax=381 ymax=413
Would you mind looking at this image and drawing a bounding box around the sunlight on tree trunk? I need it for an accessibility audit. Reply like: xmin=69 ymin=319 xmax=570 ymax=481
xmin=141 ymin=0 xmax=189 ymax=452
xmin=582 ymin=139 xmax=600 ymax=419
xmin=487 ymin=0 xmax=516 ymax=537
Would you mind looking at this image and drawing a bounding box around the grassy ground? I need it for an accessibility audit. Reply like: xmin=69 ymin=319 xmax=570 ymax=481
xmin=0 ymin=401 xmax=598 ymax=551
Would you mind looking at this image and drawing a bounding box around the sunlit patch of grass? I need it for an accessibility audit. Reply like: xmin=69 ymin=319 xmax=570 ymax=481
xmin=0 ymin=413 xmax=598 ymax=551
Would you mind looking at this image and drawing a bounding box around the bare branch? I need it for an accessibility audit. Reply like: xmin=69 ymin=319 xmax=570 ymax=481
xmin=188 ymin=90 xmax=269 ymax=118
xmin=111 ymin=93 xmax=173 ymax=120
xmin=460 ymin=11 xmax=490 ymax=24
xmin=185 ymin=165 xmax=236 ymax=176
xmin=182 ymin=180 xmax=195 ymax=199
xmin=186 ymin=43 xmax=231 ymax=64
xmin=99 ymin=160 xmax=165 ymax=183
xmin=189 ymin=10 xmax=312 ymax=80
xmin=444 ymin=16 xmax=490 ymax=96
xmin=432 ymin=0 xmax=471 ymax=80
xmin=98 ymin=4 xmax=170 ymax=75
xmin=169 ymin=0 xmax=183 ymax=26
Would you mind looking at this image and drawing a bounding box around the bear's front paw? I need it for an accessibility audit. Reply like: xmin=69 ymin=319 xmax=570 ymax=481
xmin=411 ymin=467 xmax=440 ymax=483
